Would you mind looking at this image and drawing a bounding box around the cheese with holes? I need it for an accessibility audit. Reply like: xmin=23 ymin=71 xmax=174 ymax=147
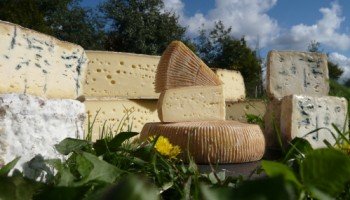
xmin=158 ymin=85 xmax=225 ymax=122
xmin=267 ymin=50 xmax=329 ymax=100
xmin=84 ymin=51 xmax=160 ymax=99
xmin=212 ymin=68 xmax=245 ymax=101
xmin=263 ymin=99 xmax=282 ymax=149
xmin=0 ymin=20 xmax=88 ymax=99
xmin=140 ymin=121 xmax=265 ymax=163
xmin=0 ymin=93 xmax=85 ymax=174
xmin=85 ymin=99 xmax=159 ymax=141
xmin=226 ymin=100 xmax=266 ymax=122
xmin=280 ymin=95 xmax=348 ymax=148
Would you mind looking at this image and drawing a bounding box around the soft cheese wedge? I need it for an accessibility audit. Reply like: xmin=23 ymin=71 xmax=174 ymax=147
xmin=280 ymin=95 xmax=348 ymax=148
xmin=84 ymin=51 xmax=160 ymax=99
xmin=212 ymin=68 xmax=246 ymax=101
xmin=158 ymin=85 xmax=225 ymax=122
xmin=140 ymin=121 xmax=265 ymax=164
xmin=155 ymin=41 xmax=222 ymax=93
xmin=267 ymin=50 xmax=329 ymax=100
xmin=0 ymin=20 xmax=88 ymax=99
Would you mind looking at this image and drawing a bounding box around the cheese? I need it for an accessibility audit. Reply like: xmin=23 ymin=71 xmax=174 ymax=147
xmin=212 ymin=68 xmax=246 ymax=101
xmin=226 ymin=100 xmax=266 ymax=122
xmin=158 ymin=85 xmax=225 ymax=122
xmin=85 ymin=99 xmax=159 ymax=141
xmin=140 ymin=121 xmax=265 ymax=164
xmin=267 ymin=50 xmax=329 ymax=100
xmin=155 ymin=41 xmax=222 ymax=93
xmin=280 ymin=95 xmax=348 ymax=148
xmin=0 ymin=93 xmax=85 ymax=174
xmin=84 ymin=51 xmax=160 ymax=99
xmin=263 ymin=99 xmax=282 ymax=149
xmin=0 ymin=20 xmax=88 ymax=99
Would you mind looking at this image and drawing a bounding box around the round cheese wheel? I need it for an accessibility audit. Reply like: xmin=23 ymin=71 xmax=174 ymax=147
xmin=140 ymin=121 xmax=265 ymax=164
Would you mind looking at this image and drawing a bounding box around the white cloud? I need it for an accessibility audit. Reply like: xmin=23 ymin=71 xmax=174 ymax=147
xmin=162 ymin=0 xmax=184 ymax=15
xmin=271 ymin=2 xmax=350 ymax=51
xmin=328 ymin=52 xmax=350 ymax=82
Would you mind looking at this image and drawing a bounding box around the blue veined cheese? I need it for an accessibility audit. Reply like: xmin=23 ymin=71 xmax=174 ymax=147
xmin=0 ymin=93 xmax=85 ymax=176
xmin=0 ymin=20 xmax=88 ymax=99
xmin=267 ymin=51 xmax=329 ymax=100
xmin=280 ymin=95 xmax=348 ymax=148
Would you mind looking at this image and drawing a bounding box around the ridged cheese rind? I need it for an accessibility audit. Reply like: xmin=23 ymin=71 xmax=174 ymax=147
xmin=84 ymin=51 xmax=160 ymax=99
xmin=0 ymin=93 xmax=85 ymax=174
xmin=140 ymin=121 xmax=265 ymax=164
xmin=158 ymin=85 xmax=225 ymax=122
xmin=281 ymin=95 xmax=348 ymax=148
xmin=0 ymin=20 xmax=88 ymax=99
xmin=267 ymin=50 xmax=329 ymax=100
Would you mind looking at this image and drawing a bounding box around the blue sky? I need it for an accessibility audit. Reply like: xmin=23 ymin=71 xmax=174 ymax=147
xmin=81 ymin=0 xmax=350 ymax=82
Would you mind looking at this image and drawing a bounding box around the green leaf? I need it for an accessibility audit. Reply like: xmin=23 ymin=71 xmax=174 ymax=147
xmin=55 ymin=138 xmax=91 ymax=155
xmin=33 ymin=186 xmax=91 ymax=200
xmin=0 ymin=157 xmax=20 ymax=176
xmin=283 ymin=137 xmax=313 ymax=162
xmin=109 ymin=132 xmax=139 ymax=149
xmin=262 ymin=160 xmax=301 ymax=187
xmin=301 ymin=148 xmax=350 ymax=197
xmin=74 ymin=152 xmax=124 ymax=186
xmin=47 ymin=159 xmax=76 ymax=187
xmin=0 ymin=175 xmax=43 ymax=200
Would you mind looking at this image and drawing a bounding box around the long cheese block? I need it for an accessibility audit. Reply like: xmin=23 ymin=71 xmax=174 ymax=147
xmin=0 ymin=93 xmax=85 ymax=174
xmin=85 ymin=99 xmax=159 ymax=141
xmin=280 ymin=95 xmax=348 ymax=148
xmin=158 ymin=85 xmax=225 ymax=122
xmin=84 ymin=51 xmax=160 ymax=99
xmin=0 ymin=20 xmax=88 ymax=99
xmin=267 ymin=50 xmax=329 ymax=100
xmin=263 ymin=99 xmax=282 ymax=149
xmin=140 ymin=121 xmax=265 ymax=164
xmin=155 ymin=41 xmax=222 ymax=92
xmin=212 ymin=68 xmax=246 ymax=101
xmin=226 ymin=100 xmax=266 ymax=122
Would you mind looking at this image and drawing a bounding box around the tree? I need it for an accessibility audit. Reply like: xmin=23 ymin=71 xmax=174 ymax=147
xmin=196 ymin=21 xmax=263 ymax=97
xmin=100 ymin=0 xmax=186 ymax=55
xmin=307 ymin=40 xmax=343 ymax=81
xmin=0 ymin=0 xmax=104 ymax=49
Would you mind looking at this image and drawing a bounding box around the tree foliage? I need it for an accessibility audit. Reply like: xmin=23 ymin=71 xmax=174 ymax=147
xmin=196 ymin=21 xmax=263 ymax=97
xmin=100 ymin=0 xmax=186 ymax=55
xmin=0 ymin=0 xmax=105 ymax=49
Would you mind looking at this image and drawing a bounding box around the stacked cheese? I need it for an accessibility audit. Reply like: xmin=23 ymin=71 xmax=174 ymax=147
xmin=264 ymin=50 xmax=348 ymax=149
xmin=140 ymin=41 xmax=265 ymax=164
xmin=83 ymin=51 xmax=161 ymax=140
xmin=0 ymin=20 xmax=88 ymax=173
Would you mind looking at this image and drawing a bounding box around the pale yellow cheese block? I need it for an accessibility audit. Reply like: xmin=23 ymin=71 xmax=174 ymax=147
xmin=85 ymin=99 xmax=159 ymax=141
xmin=84 ymin=51 xmax=160 ymax=99
xmin=140 ymin=121 xmax=265 ymax=164
xmin=158 ymin=85 xmax=225 ymax=122
xmin=0 ymin=20 xmax=88 ymax=99
xmin=212 ymin=68 xmax=246 ymax=101
xmin=226 ymin=100 xmax=266 ymax=122
xmin=263 ymin=99 xmax=282 ymax=149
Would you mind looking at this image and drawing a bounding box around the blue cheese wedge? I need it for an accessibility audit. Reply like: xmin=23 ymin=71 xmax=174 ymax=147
xmin=280 ymin=95 xmax=348 ymax=148
xmin=0 ymin=20 xmax=88 ymax=99
xmin=267 ymin=50 xmax=329 ymax=100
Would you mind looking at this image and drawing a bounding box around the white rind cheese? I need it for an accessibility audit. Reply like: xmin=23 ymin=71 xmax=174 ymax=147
xmin=226 ymin=100 xmax=266 ymax=122
xmin=84 ymin=51 xmax=160 ymax=99
xmin=212 ymin=68 xmax=246 ymax=101
xmin=0 ymin=20 xmax=88 ymax=99
xmin=140 ymin=121 xmax=265 ymax=164
xmin=280 ymin=95 xmax=348 ymax=148
xmin=0 ymin=93 xmax=85 ymax=173
xmin=85 ymin=99 xmax=159 ymax=141
xmin=267 ymin=50 xmax=329 ymax=100
xmin=158 ymin=85 xmax=225 ymax=122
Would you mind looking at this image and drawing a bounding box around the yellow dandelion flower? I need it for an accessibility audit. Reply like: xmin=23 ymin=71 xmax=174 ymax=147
xmin=150 ymin=135 xmax=181 ymax=158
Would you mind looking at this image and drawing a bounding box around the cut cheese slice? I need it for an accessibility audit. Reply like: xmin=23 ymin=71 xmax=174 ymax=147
xmin=280 ymin=95 xmax=348 ymax=148
xmin=85 ymin=99 xmax=159 ymax=141
xmin=158 ymin=85 xmax=225 ymax=122
xmin=84 ymin=51 xmax=160 ymax=99
xmin=155 ymin=41 xmax=222 ymax=93
xmin=0 ymin=20 xmax=88 ymax=99
xmin=267 ymin=50 xmax=329 ymax=100
xmin=212 ymin=68 xmax=245 ymax=101
xmin=140 ymin=121 xmax=265 ymax=164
